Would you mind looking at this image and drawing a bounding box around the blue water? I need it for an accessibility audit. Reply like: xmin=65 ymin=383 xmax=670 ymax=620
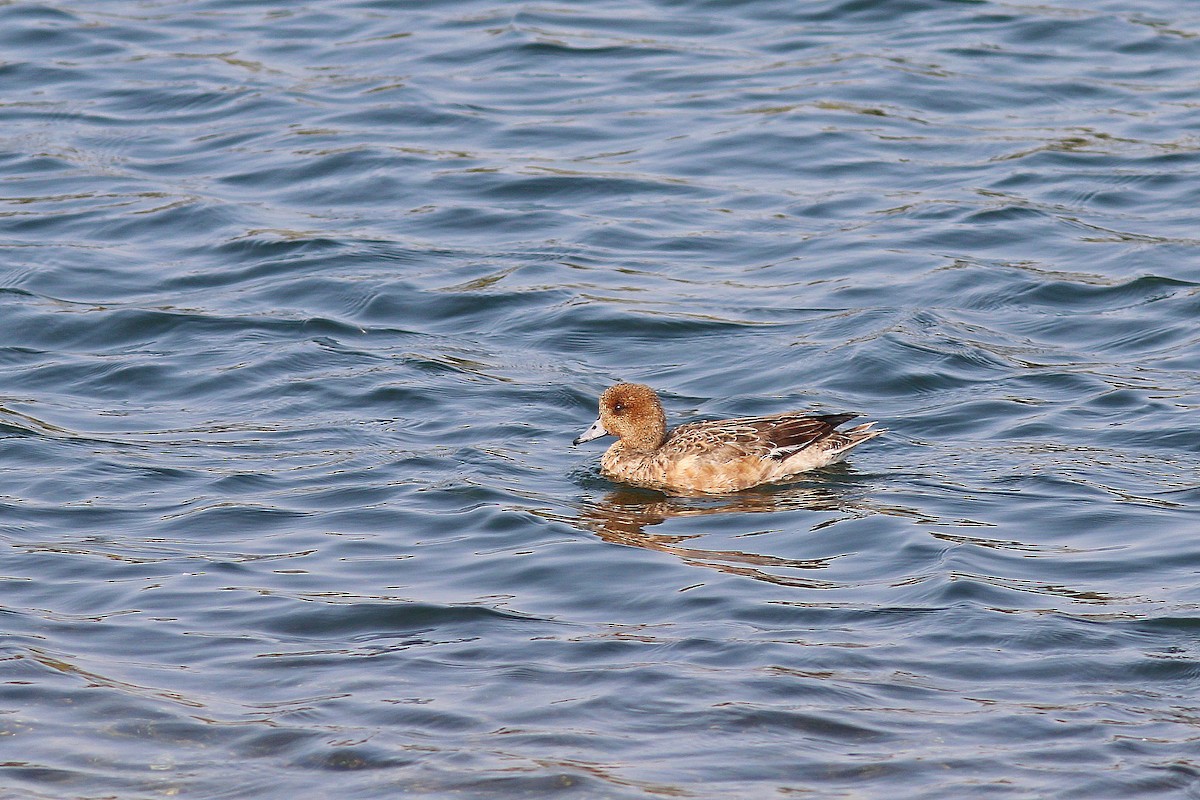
xmin=3 ymin=1 xmax=1200 ymax=797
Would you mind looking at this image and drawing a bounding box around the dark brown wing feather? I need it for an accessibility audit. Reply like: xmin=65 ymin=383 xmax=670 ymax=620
xmin=759 ymin=413 xmax=858 ymax=459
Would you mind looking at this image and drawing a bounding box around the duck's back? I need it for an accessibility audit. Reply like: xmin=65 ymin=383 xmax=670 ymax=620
xmin=664 ymin=412 xmax=856 ymax=460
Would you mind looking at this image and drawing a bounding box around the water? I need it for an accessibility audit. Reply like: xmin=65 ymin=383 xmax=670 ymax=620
xmin=3 ymin=0 xmax=1200 ymax=797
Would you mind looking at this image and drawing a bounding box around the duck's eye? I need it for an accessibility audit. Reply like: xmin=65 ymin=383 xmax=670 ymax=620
xmin=612 ymin=403 xmax=626 ymax=414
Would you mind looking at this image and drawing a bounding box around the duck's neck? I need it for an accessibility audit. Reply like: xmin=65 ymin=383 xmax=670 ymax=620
xmin=624 ymin=415 xmax=666 ymax=453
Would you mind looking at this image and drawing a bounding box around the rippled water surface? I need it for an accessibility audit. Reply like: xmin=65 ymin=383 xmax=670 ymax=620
xmin=4 ymin=1 xmax=1200 ymax=797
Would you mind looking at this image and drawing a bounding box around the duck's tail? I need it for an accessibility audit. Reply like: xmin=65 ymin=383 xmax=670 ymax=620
xmin=822 ymin=422 xmax=886 ymax=463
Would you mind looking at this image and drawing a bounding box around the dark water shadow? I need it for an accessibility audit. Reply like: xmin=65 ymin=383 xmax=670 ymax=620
xmin=554 ymin=472 xmax=913 ymax=589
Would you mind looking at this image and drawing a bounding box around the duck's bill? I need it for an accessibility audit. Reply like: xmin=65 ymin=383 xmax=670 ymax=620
xmin=573 ymin=417 xmax=609 ymax=445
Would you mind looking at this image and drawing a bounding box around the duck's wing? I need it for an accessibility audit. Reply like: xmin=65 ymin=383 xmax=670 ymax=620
xmin=664 ymin=413 xmax=858 ymax=461
xmin=755 ymin=413 xmax=859 ymax=460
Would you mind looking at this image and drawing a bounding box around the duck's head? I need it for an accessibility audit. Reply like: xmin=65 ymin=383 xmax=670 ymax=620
xmin=574 ymin=383 xmax=667 ymax=451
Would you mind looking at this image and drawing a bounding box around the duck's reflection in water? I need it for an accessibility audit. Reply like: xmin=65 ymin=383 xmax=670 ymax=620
xmin=569 ymin=481 xmax=876 ymax=588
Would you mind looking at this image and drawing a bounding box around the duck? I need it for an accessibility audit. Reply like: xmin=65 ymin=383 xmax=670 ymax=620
xmin=574 ymin=383 xmax=883 ymax=494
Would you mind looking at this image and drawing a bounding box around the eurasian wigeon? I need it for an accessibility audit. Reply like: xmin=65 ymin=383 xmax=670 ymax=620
xmin=574 ymin=383 xmax=884 ymax=494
